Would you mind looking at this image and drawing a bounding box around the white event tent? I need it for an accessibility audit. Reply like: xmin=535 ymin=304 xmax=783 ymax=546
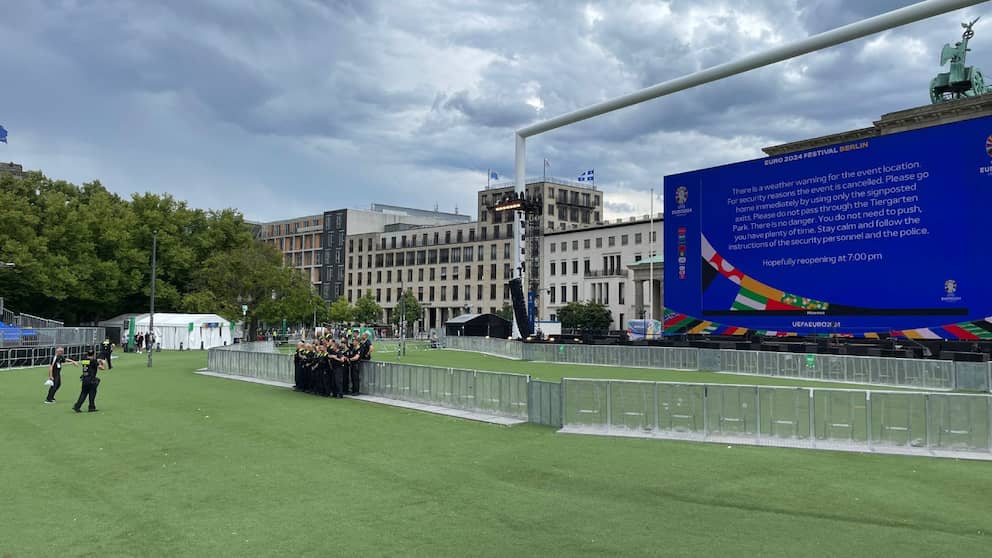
xmin=131 ymin=313 xmax=233 ymax=350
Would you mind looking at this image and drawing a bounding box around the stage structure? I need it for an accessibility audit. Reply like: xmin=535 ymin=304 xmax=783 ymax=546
xmin=508 ymin=0 xmax=984 ymax=338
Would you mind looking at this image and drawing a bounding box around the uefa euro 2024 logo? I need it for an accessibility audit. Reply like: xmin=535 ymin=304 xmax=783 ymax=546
xmin=675 ymin=186 xmax=689 ymax=207
xmin=942 ymin=279 xmax=961 ymax=303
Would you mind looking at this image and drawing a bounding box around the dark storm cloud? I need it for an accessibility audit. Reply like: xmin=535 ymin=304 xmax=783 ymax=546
xmin=0 ymin=0 xmax=987 ymax=221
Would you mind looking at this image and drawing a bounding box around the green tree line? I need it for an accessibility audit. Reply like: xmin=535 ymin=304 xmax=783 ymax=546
xmin=0 ymin=171 xmax=321 ymax=334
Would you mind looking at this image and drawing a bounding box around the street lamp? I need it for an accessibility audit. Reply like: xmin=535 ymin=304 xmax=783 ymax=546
xmin=148 ymin=230 xmax=157 ymax=368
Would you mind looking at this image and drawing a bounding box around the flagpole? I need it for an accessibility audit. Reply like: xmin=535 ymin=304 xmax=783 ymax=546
xmin=649 ymin=189 xmax=654 ymax=337
xmin=487 ymin=168 xmax=490 ymax=189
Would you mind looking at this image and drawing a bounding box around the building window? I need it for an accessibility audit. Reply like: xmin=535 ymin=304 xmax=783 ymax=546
xmin=572 ymin=240 xmax=578 ymax=250
xmin=440 ymin=267 xmax=447 ymax=280
xmin=550 ymin=243 xmax=556 ymax=253
xmin=560 ymin=241 xmax=567 ymax=252
xmin=418 ymin=286 xmax=424 ymax=301
xmin=608 ymin=236 xmax=616 ymax=247
xmin=375 ymin=288 xmax=381 ymax=302
xmin=583 ymin=259 xmax=590 ymax=273
xmin=490 ymin=245 xmax=497 ymax=260
xmin=490 ymin=284 xmax=497 ymax=300
xmin=477 ymin=284 xmax=483 ymax=300
xmin=429 ymin=287 xmax=435 ymax=301
xmin=619 ymin=282 xmax=625 ymax=304
xmin=550 ymin=286 xmax=556 ymax=303
xmin=441 ymin=286 xmax=447 ymax=301
xmin=621 ymin=234 xmax=629 ymax=246
xmin=430 ymin=268 xmax=436 ymax=281
xmin=376 ymin=271 xmax=382 ymax=283
xmin=560 ymin=285 xmax=567 ymax=303
xmin=503 ymin=243 xmax=510 ymax=259
xmin=550 ymin=262 xmax=556 ymax=276
xmin=572 ymin=285 xmax=578 ymax=302
xmin=490 ymin=263 xmax=496 ymax=278
xmin=452 ymin=285 xmax=459 ymax=301
xmin=505 ymin=223 xmax=512 ymax=238
xmin=503 ymin=285 xmax=510 ymax=299
xmin=503 ymin=263 xmax=511 ymax=278
xmin=572 ymin=260 xmax=578 ymax=274
xmin=478 ymin=264 xmax=484 ymax=279
xmin=419 ymin=269 xmax=425 ymax=281
xmin=465 ymin=266 xmax=471 ymax=279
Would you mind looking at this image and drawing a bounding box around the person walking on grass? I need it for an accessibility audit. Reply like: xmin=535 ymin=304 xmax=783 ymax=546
xmin=44 ymin=347 xmax=78 ymax=404
xmin=73 ymin=349 xmax=107 ymax=413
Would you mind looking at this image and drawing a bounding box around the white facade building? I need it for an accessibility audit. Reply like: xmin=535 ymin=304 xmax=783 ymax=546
xmin=541 ymin=215 xmax=664 ymax=331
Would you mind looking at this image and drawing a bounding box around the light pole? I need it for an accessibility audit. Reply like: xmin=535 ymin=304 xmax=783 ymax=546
xmin=147 ymin=230 xmax=157 ymax=368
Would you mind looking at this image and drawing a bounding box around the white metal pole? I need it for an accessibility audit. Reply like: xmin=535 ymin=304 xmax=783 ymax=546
xmin=649 ymin=189 xmax=654 ymax=334
xmin=511 ymin=133 xmax=526 ymax=339
xmin=515 ymin=0 xmax=984 ymax=139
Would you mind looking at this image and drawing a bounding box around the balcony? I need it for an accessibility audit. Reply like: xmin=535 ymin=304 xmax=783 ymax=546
xmin=584 ymin=269 xmax=629 ymax=278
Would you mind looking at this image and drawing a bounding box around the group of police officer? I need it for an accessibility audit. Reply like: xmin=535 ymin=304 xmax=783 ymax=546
xmin=293 ymin=332 xmax=373 ymax=398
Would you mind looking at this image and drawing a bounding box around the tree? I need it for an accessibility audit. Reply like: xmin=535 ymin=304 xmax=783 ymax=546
xmin=496 ymin=302 xmax=514 ymax=322
xmin=558 ymin=301 xmax=612 ymax=331
xmin=392 ymin=289 xmax=421 ymax=333
xmin=328 ymin=296 xmax=353 ymax=324
xmin=352 ymin=289 xmax=382 ymax=324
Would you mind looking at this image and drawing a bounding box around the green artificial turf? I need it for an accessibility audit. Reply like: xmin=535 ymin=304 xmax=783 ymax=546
xmin=3 ymin=350 xmax=989 ymax=557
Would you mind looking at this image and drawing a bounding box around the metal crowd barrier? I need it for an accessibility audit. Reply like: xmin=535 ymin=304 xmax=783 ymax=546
xmin=360 ymin=361 xmax=529 ymax=420
xmin=560 ymin=378 xmax=992 ymax=459
xmin=0 ymin=327 xmax=104 ymax=349
xmin=207 ymin=343 xmax=292 ymax=383
xmin=718 ymin=350 xmax=956 ymax=390
xmin=0 ymin=344 xmax=93 ymax=370
xmin=442 ymin=336 xmax=992 ymax=392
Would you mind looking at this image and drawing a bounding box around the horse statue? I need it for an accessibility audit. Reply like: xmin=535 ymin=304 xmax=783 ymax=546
xmin=930 ymin=17 xmax=989 ymax=103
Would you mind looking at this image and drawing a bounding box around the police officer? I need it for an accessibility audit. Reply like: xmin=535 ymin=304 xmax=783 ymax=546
xmin=317 ymin=342 xmax=332 ymax=397
xmin=100 ymin=337 xmax=114 ymax=369
xmin=73 ymin=349 xmax=107 ymax=413
xmin=344 ymin=337 xmax=360 ymax=395
xmin=45 ymin=347 xmax=78 ymax=404
xmin=328 ymin=339 xmax=345 ymax=399
xmin=302 ymin=343 xmax=316 ymax=394
xmin=293 ymin=341 xmax=305 ymax=391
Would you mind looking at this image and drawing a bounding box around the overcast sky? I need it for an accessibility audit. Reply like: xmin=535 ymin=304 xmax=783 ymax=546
xmin=1 ymin=0 xmax=987 ymax=222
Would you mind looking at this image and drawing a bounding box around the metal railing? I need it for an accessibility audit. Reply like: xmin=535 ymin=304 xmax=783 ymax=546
xmin=0 ymin=327 xmax=104 ymax=349
xmin=442 ymin=336 xmax=991 ymax=392
xmin=0 ymin=344 xmax=94 ymax=370
xmin=361 ymin=361 xmax=529 ymax=420
xmin=207 ymin=343 xmax=292 ymax=383
xmin=561 ymin=378 xmax=992 ymax=459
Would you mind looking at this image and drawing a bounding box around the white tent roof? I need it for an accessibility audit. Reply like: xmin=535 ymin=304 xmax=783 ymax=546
xmin=132 ymin=313 xmax=231 ymax=327
xmin=97 ymin=312 xmax=144 ymax=327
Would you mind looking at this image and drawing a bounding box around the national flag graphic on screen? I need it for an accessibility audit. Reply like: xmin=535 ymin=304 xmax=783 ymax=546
xmin=0 ymin=125 xmax=7 ymax=144
xmin=986 ymin=134 xmax=992 ymax=156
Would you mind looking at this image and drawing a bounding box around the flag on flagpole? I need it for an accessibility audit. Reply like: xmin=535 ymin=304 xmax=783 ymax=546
xmin=0 ymin=125 xmax=7 ymax=144
xmin=578 ymin=169 xmax=594 ymax=182
xmin=489 ymin=170 xmax=499 ymax=181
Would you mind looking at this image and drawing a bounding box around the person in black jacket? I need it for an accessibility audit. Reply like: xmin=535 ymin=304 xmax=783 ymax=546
xmin=73 ymin=349 xmax=107 ymax=413
xmin=45 ymin=347 xmax=79 ymax=404
xmin=100 ymin=337 xmax=114 ymax=369
xmin=293 ymin=341 xmax=305 ymax=391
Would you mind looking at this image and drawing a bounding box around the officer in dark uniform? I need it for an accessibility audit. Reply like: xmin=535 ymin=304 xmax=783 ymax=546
xmin=100 ymin=337 xmax=114 ymax=369
xmin=328 ymin=339 xmax=345 ymax=398
xmin=73 ymin=349 xmax=106 ymax=413
xmin=45 ymin=347 xmax=78 ymax=404
xmin=293 ymin=341 xmax=305 ymax=391
xmin=343 ymin=338 xmax=360 ymax=395
xmin=302 ymin=343 xmax=316 ymax=394
xmin=315 ymin=342 xmax=330 ymax=397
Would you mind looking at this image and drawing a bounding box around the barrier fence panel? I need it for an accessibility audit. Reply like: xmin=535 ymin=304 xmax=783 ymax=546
xmin=528 ymin=380 xmax=562 ymax=427
xmin=443 ymin=337 xmax=983 ymax=392
xmin=954 ymin=362 xmax=990 ymax=392
xmin=207 ymin=345 xmax=293 ymax=384
xmin=357 ymin=361 xmax=529 ymax=419
xmin=560 ymin=378 xmax=992 ymax=458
